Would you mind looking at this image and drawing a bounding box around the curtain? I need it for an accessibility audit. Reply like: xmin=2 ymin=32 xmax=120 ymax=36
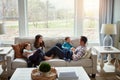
xmin=99 ymin=0 xmax=115 ymax=46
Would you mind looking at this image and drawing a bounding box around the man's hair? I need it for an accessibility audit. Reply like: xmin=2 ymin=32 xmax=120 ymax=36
xmin=81 ymin=36 xmax=88 ymax=44
xmin=65 ymin=37 xmax=70 ymax=41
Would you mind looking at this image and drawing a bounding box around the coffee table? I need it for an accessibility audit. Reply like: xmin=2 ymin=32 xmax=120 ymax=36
xmin=10 ymin=67 xmax=90 ymax=80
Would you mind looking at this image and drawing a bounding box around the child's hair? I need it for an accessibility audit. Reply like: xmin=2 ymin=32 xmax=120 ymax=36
xmin=24 ymin=43 xmax=31 ymax=49
xmin=65 ymin=37 xmax=70 ymax=41
xmin=80 ymin=36 xmax=88 ymax=44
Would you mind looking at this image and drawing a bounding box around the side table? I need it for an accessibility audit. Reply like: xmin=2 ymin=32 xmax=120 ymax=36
xmin=93 ymin=46 xmax=120 ymax=74
xmin=0 ymin=47 xmax=12 ymax=77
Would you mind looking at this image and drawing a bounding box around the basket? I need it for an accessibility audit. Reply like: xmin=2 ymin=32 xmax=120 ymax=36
xmin=31 ymin=68 xmax=57 ymax=80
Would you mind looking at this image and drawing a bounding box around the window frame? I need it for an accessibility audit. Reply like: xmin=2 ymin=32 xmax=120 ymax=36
xmin=18 ymin=0 xmax=99 ymax=44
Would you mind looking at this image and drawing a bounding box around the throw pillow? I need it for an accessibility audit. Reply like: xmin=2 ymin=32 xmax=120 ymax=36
xmin=12 ymin=42 xmax=29 ymax=58
xmin=82 ymin=47 xmax=91 ymax=59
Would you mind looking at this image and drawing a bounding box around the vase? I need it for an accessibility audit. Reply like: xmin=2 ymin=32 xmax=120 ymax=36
xmin=41 ymin=72 xmax=50 ymax=77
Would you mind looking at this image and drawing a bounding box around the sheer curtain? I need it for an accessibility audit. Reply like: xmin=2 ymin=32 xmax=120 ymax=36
xmin=99 ymin=0 xmax=114 ymax=46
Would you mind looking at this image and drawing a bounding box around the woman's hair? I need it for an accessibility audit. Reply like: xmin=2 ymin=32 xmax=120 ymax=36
xmin=34 ymin=34 xmax=45 ymax=49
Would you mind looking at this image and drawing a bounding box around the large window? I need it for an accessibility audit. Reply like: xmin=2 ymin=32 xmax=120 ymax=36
xmin=83 ymin=0 xmax=99 ymax=42
xmin=0 ymin=0 xmax=99 ymax=44
xmin=0 ymin=0 xmax=19 ymax=43
xmin=28 ymin=0 xmax=74 ymax=37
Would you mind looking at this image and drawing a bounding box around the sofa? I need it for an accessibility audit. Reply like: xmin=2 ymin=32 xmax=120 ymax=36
xmin=6 ymin=37 xmax=97 ymax=77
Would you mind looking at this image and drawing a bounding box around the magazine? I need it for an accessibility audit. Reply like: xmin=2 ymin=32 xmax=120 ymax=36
xmin=58 ymin=72 xmax=78 ymax=80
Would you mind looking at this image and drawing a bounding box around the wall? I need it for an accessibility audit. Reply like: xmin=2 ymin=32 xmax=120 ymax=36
xmin=113 ymin=0 xmax=120 ymax=23
xmin=114 ymin=1 xmax=120 ymax=61
xmin=113 ymin=0 xmax=120 ymax=49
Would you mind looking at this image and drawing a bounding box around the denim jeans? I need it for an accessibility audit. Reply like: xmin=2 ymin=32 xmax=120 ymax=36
xmin=63 ymin=49 xmax=73 ymax=60
xmin=45 ymin=46 xmax=64 ymax=59
xmin=28 ymin=49 xmax=45 ymax=67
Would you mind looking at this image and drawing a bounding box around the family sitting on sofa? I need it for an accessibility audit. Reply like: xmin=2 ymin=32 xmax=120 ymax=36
xmin=23 ymin=34 xmax=88 ymax=67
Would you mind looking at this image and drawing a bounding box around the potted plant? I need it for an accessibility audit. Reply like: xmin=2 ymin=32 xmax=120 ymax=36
xmin=39 ymin=62 xmax=51 ymax=76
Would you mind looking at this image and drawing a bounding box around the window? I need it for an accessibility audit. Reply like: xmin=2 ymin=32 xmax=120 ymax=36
xmin=0 ymin=0 xmax=99 ymax=44
xmin=83 ymin=0 xmax=99 ymax=42
xmin=28 ymin=0 xmax=74 ymax=37
xmin=0 ymin=0 xmax=19 ymax=43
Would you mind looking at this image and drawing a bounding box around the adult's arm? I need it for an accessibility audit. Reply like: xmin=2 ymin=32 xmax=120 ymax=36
xmin=72 ymin=48 xmax=86 ymax=61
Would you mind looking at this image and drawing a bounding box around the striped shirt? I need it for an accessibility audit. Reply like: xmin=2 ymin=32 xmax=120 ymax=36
xmin=72 ymin=46 xmax=86 ymax=61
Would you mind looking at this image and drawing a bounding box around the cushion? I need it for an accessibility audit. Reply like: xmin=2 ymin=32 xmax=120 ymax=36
xmin=12 ymin=58 xmax=27 ymax=69
xmin=42 ymin=59 xmax=66 ymax=67
xmin=12 ymin=42 xmax=29 ymax=58
xmin=66 ymin=59 xmax=92 ymax=67
xmin=82 ymin=47 xmax=91 ymax=59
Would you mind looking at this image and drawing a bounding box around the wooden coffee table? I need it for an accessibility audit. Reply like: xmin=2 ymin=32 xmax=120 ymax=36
xmin=10 ymin=67 xmax=90 ymax=80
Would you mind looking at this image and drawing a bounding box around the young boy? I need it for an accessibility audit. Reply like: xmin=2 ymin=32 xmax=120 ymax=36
xmin=71 ymin=36 xmax=87 ymax=61
xmin=62 ymin=37 xmax=74 ymax=60
xmin=62 ymin=37 xmax=73 ymax=50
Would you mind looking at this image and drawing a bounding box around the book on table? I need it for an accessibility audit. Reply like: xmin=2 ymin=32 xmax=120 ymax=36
xmin=58 ymin=72 xmax=78 ymax=80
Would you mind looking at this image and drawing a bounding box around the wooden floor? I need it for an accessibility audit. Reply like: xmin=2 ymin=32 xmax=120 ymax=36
xmin=90 ymin=62 xmax=119 ymax=80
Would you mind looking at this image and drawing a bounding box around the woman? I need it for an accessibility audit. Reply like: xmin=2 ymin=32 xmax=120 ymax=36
xmin=34 ymin=34 xmax=64 ymax=59
xmin=27 ymin=34 xmax=52 ymax=67
xmin=34 ymin=34 xmax=45 ymax=51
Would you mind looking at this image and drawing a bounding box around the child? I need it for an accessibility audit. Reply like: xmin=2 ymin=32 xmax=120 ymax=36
xmin=23 ymin=43 xmax=52 ymax=67
xmin=23 ymin=43 xmax=35 ymax=58
xmin=62 ymin=37 xmax=74 ymax=60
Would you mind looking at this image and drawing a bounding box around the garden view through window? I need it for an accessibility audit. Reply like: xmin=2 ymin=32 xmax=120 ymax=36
xmin=83 ymin=0 xmax=99 ymax=42
xmin=0 ymin=0 xmax=19 ymax=43
xmin=0 ymin=0 xmax=99 ymax=43
xmin=28 ymin=0 xmax=74 ymax=37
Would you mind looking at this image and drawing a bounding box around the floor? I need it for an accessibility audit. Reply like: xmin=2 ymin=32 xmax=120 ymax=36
xmin=0 ymin=62 xmax=120 ymax=80
xmin=90 ymin=62 xmax=120 ymax=80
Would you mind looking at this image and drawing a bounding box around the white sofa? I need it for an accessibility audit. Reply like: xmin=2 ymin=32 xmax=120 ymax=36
xmin=6 ymin=37 xmax=97 ymax=77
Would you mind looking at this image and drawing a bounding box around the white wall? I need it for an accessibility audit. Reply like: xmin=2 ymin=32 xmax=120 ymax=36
xmin=113 ymin=0 xmax=120 ymax=23
xmin=113 ymin=0 xmax=120 ymax=48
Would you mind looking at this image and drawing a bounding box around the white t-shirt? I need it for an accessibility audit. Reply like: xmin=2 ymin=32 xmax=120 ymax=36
xmin=23 ymin=49 xmax=34 ymax=58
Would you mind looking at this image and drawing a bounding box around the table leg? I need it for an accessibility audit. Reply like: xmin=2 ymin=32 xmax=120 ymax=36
xmin=107 ymin=54 xmax=112 ymax=65
xmin=100 ymin=54 xmax=104 ymax=73
xmin=114 ymin=54 xmax=119 ymax=72
xmin=1 ymin=56 xmax=6 ymax=71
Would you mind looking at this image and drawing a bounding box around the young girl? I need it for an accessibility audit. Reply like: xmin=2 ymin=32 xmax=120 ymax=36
xmin=23 ymin=43 xmax=35 ymax=58
xmin=23 ymin=42 xmax=52 ymax=67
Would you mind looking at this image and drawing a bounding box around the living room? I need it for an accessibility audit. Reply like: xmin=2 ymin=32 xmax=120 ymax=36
xmin=0 ymin=0 xmax=120 ymax=80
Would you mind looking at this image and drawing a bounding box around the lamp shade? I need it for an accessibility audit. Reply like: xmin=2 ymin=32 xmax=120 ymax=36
xmin=0 ymin=23 xmax=5 ymax=34
xmin=101 ymin=24 xmax=117 ymax=35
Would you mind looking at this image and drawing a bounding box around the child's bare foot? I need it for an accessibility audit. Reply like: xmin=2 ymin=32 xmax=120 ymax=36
xmin=51 ymin=54 xmax=54 ymax=58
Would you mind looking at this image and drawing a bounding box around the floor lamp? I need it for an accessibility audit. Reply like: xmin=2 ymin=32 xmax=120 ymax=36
xmin=0 ymin=23 xmax=5 ymax=47
xmin=101 ymin=24 xmax=117 ymax=64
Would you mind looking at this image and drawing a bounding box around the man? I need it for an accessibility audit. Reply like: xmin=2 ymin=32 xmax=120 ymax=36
xmin=71 ymin=36 xmax=87 ymax=61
